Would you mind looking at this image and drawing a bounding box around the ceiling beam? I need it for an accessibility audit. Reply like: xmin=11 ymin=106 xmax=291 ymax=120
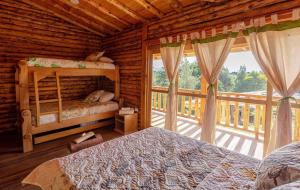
xmin=168 ymin=0 xmax=183 ymax=13
xmin=86 ymin=0 xmax=130 ymax=26
xmin=50 ymin=0 xmax=114 ymax=35
xmin=105 ymin=0 xmax=147 ymax=22
xmin=132 ymin=0 xmax=163 ymax=18
xmin=22 ymin=0 xmax=106 ymax=36
xmin=61 ymin=0 xmax=122 ymax=31
xmin=203 ymin=0 xmax=225 ymax=2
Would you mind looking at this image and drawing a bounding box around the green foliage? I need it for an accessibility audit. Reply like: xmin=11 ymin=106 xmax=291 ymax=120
xmin=153 ymin=59 xmax=267 ymax=93
xmin=232 ymin=65 xmax=267 ymax=92
xmin=218 ymin=68 xmax=234 ymax=92
xmin=178 ymin=58 xmax=201 ymax=90
xmin=152 ymin=69 xmax=169 ymax=87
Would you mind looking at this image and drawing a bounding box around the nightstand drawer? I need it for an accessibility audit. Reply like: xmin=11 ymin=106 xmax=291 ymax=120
xmin=114 ymin=113 xmax=138 ymax=135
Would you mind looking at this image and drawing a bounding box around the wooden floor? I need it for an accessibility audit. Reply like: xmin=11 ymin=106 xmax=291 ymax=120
xmin=152 ymin=110 xmax=264 ymax=159
xmin=0 ymin=112 xmax=264 ymax=189
xmin=0 ymin=126 xmax=121 ymax=190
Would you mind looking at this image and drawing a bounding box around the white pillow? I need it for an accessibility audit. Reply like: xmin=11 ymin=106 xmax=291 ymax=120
xmin=99 ymin=91 xmax=114 ymax=103
xmin=99 ymin=56 xmax=113 ymax=63
xmin=85 ymin=52 xmax=105 ymax=61
xmin=84 ymin=90 xmax=104 ymax=103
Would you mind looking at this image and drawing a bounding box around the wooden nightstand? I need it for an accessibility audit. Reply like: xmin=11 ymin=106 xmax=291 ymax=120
xmin=114 ymin=113 xmax=138 ymax=135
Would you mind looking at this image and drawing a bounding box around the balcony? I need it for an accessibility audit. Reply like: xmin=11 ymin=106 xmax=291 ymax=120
xmin=151 ymin=86 xmax=300 ymax=160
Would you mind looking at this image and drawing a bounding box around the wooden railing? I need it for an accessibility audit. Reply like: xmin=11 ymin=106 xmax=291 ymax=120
xmin=151 ymin=86 xmax=300 ymax=141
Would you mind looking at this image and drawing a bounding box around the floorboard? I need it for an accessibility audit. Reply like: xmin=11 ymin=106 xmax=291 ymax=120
xmin=0 ymin=126 xmax=121 ymax=190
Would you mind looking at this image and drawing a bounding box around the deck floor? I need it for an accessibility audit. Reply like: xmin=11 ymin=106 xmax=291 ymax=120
xmin=152 ymin=110 xmax=264 ymax=160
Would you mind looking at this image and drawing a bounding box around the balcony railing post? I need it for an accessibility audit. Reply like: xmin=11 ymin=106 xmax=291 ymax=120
xmin=188 ymin=96 xmax=192 ymax=117
xmin=234 ymin=100 xmax=239 ymax=128
xmin=163 ymin=94 xmax=167 ymax=111
xmin=263 ymin=82 xmax=273 ymax=156
xmin=225 ymin=101 xmax=230 ymax=127
xmin=243 ymin=103 xmax=249 ymax=130
xmin=151 ymin=83 xmax=300 ymax=149
xmin=158 ymin=92 xmax=161 ymax=110
xmin=254 ymin=105 xmax=261 ymax=139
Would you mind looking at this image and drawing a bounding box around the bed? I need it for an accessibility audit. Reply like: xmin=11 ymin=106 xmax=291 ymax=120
xmin=16 ymin=57 xmax=120 ymax=152
xmin=23 ymin=127 xmax=260 ymax=190
xmin=31 ymin=100 xmax=119 ymax=125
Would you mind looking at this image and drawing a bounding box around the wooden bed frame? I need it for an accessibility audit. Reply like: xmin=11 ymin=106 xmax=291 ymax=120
xmin=16 ymin=60 xmax=120 ymax=152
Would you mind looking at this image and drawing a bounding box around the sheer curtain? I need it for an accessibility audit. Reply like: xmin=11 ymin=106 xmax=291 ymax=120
xmin=245 ymin=9 xmax=300 ymax=153
xmin=160 ymin=35 xmax=186 ymax=131
xmin=191 ymin=27 xmax=237 ymax=143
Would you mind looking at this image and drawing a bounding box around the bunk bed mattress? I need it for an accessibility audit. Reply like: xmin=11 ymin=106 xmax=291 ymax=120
xmin=31 ymin=100 xmax=118 ymax=125
xmin=23 ymin=127 xmax=260 ymax=190
xmin=27 ymin=57 xmax=115 ymax=69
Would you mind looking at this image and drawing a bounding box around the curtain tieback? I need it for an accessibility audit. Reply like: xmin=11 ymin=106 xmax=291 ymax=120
xmin=279 ymin=96 xmax=296 ymax=102
xmin=168 ymin=80 xmax=176 ymax=93
xmin=277 ymin=96 xmax=297 ymax=107
xmin=207 ymin=83 xmax=216 ymax=91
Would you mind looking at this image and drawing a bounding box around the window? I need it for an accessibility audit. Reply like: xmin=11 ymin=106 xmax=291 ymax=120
xmin=218 ymin=51 xmax=267 ymax=93
xmin=152 ymin=56 xmax=169 ymax=88
xmin=178 ymin=56 xmax=201 ymax=90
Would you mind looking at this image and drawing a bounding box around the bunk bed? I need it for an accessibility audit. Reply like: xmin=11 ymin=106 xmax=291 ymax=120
xmin=16 ymin=58 xmax=120 ymax=152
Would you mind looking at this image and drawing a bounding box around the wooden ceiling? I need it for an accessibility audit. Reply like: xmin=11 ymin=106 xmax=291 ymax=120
xmin=22 ymin=0 xmax=228 ymax=36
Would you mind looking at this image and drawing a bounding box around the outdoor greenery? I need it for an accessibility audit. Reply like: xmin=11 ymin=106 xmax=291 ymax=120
xmin=152 ymin=57 xmax=267 ymax=93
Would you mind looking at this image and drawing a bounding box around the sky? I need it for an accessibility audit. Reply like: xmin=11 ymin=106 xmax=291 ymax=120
xmin=153 ymin=51 xmax=262 ymax=72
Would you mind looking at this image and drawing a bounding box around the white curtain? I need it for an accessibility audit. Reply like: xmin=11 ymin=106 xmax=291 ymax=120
xmin=246 ymin=10 xmax=300 ymax=153
xmin=191 ymin=28 xmax=237 ymax=143
xmin=160 ymin=35 xmax=186 ymax=131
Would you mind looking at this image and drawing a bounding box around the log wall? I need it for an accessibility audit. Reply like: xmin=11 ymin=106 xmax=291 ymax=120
xmin=101 ymin=0 xmax=300 ymax=130
xmin=0 ymin=0 xmax=102 ymax=132
xmin=147 ymin=0 xmax=300 ymax=39
xmin=2 ymin=0 xmax=300 ymax=133
xmin=101 ymin=28 xmax=143 ymax=127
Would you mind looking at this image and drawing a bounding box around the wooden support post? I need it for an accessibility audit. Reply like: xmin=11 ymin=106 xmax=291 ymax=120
xmin=261 ymin=106 xmax=266 ymax=131
xmin=114 ymin=66 xmax=120 ymax=100
xmin=195 ymin=97 xmax=199 ymax=119
xmin=200 ymin=77 xmax=207 ymax=123
xmin=295 ymin=108 xmax=300 ymax=141
xmin=141 ymin=24 xmax=149 ymax=129
xmin=18 ymin=61 xmax=33 ymax=152
xmin=181 ymin=96 xmax=185 ymax=115
xmin=175 ymin=73 xmax=179 ymax=113
xmin=263 ymin=82 xmax=273 ymax=156
xmin=56 ymin=72 xmax=62 ymax=123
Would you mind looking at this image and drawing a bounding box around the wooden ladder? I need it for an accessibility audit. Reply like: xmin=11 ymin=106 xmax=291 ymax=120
xmin=33 ymin=71 xmax=62 ymax=127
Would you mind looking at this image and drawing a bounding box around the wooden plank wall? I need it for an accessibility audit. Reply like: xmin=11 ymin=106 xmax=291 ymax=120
xmin=100 ymin=0 xmax=300 ymax=130
xmin=0 ymin=0 xmax=102 ymax=132
xmin=101 ymin=28 xmax=143 ymax=127
xmin=147 ymin=0 xmax=300 ymax=39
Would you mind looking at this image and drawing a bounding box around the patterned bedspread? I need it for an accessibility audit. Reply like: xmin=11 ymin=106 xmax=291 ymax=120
xmin=23 ymin=127 xmax=260 ymax=190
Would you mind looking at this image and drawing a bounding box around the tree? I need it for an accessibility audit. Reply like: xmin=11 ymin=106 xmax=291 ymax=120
xmin=218 ymin=68 xmax=235 ymax=92
xmin=178 ymin=57 xmax=201 ymax=90
xmin=152 ymin=69 xmax=169 ymax=87
xmin=233 ymin=65 xmax=267 ymax=92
